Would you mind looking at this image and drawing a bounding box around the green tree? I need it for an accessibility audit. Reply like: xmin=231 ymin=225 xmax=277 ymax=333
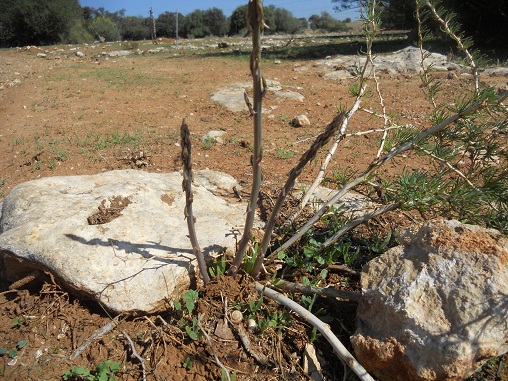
xmin=65 ymin=18 xmax=94 ymax=44
xmin=119 ymin=16 xmax=150 ymax=41
xmin=229 ymin=5 xmax=248 ymax=35
xmin=0 ymin=0 xmax=85 ymax=47
xmin=89 ymin=16 xmax=121 ymax=41
xmin=203 ymin=7 xmax=229 ymax=37
xmin=331 ymin=0 xmax=508 ymax=49
xmin=267 ymin=6 xmax=304 ymax=34
xmin=157 ymin=11 xmax=183 ymax=38
xmin=309 ymin=11 xmax=349 ymax=32
xmin=182 ymin=10 xmax=208 ymax=38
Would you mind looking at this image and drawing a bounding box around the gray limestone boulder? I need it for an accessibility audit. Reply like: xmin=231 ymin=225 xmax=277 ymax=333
xmin=210 ymin=80 xmax=302 ymax=112
xmin=0 ymin=170 xmax=248 ymax=315
xmin=351 ymin=219 xmax=508 ymax=381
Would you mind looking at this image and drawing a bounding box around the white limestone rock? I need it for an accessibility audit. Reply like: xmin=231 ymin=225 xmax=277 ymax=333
xmin=0 ymin=169 xmax=249 ymax=315
xmin=291 ymin=115 xmax=311 ymax=127
xmin=351 ymin=219 xmax=508 ymax=381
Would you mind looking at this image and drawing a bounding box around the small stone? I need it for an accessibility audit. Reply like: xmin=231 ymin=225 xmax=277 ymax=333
xmin=75 ymin=51 xmax=85 ymax=58
xmin=36 ymin=53 xmax=47 ymax=58
xmin=291 ymin=115 xmax=310 ymax=127
xmin=447 ymin=71 xmax=457 ymax=79
xmin=202 ymin=130 xmax=226 ymax=145
xmin=214 ymin=319 xmax=234 ymax=340
xmin=247 ymin=319 xmax=256 ymax=332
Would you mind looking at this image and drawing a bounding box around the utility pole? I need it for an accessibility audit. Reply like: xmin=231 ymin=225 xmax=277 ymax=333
xmin=150 ymin=7 xmax=157 ymax=43
xmin=175 ymin=9 xmax=179 ymax=46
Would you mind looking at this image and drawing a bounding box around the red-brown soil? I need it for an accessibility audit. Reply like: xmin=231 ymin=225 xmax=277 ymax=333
xmin=1 ymin=36 xmax=507 ymax=380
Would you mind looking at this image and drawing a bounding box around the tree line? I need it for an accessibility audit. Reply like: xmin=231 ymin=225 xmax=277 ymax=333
xmin=0 ymin=0 xmax=350 ymax=48
xmin=333 ymin=0 xmax=508 ymax=50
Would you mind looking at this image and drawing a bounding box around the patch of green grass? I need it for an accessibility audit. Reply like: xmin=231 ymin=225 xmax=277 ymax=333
xmin=276 ymin=147 xmax=296 ymax=159
xmin=202 ymin=135 xmax=216 ymax=149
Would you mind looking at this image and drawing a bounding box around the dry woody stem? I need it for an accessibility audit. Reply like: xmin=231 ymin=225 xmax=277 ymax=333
xmin=181 ymin=118 xmax=210 ymax=284
xmin=250 ymin=112 xmax=345 ymax=278
xmin=230 ymin=0 xmax=266 ymax=275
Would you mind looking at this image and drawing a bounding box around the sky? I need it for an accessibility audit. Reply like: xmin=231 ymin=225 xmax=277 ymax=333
xmin=78 ymin=0 xmax=359 ymax=21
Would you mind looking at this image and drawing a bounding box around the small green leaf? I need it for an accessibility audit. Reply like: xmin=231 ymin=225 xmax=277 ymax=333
xmin=17 ymin=339 xmax=28 ymax=349
xmin=11 ymin=317 xmax=24 ymax=328
xmin=73 ymin=366 xmax=90 ymax=376
xmin=185 ymin=326 xmax=199 ymax=340
xmin=109 ymin=361 xmax=121 ymax=373
xmin=183 ymin=290 xmax=198 ymax=314
xmin=8 ymin=349 xmax=17 ymax=358
xmin=0 ymin=347 xmax=7 ymax=355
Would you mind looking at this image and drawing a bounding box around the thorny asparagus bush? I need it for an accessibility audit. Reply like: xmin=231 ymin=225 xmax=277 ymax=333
xmin=181 ymin=0 xmax=507 ymax=283
xmin=180 ymin=0 xmax=506 ymax=376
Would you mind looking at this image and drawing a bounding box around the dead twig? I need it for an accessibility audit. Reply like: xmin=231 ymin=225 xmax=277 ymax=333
xmin=8 ymin=270 xmax=41 ymax=290
xmin=197 ymin=314 xmax=233 ymax=380
xmin=250 ymin=112 xmax=345 ymax=278
xmin=230 ymin=318 xmax=274 ymax=367
xmin=230 ymin=0 xmax=265 ymax=275
xmin=255 ymin=282 xmax=375 ymax=381
xmin=180 ymin=118 xmax=210 ymax=284
xmin=122 ymin=330 xmax=147 ymax=381
xmin=270 ymin=280 xmax=361 ymax=302
xmin=70 ymin=317 xmax=119 ymax=360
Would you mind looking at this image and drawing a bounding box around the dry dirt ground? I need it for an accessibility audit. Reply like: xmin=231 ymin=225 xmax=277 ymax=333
xmin=0 ymin=36 xmax=507 ymax=380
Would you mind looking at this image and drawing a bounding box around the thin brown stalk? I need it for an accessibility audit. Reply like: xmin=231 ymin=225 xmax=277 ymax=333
xmin=250 ymin=113 xmax=345 ymax=278
xmin=181 ymin=119 xmax=210 ymax=284
xmin=230 ymin=0 xmax=265 ymax=275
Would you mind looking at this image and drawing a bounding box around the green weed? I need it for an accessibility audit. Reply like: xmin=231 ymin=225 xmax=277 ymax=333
xmin=202 ymin=135 xmax=216 ymax=149
xmin=208 ymin=254 xmax=227 ymax=277
xmin=0 ymin=339 xmax=28 ymax=360
xmin=276 ymin=147 xmax=296 ymax=159
xmin=62 ymin=360 xmax=120 ymax=381
xmin=182 ymin=356 xmax=193 ymax=370
xmin=172 ymin=290 xmax=202 ymax=341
